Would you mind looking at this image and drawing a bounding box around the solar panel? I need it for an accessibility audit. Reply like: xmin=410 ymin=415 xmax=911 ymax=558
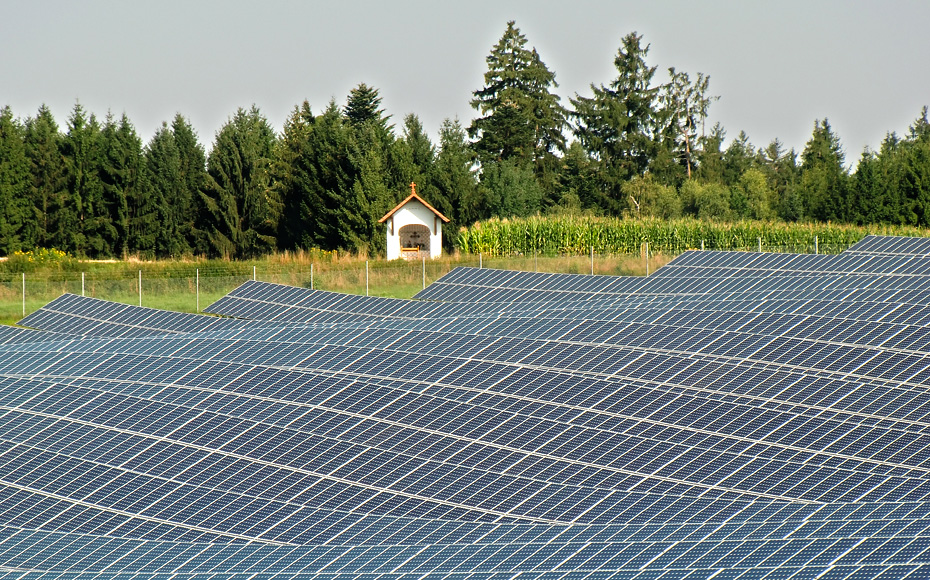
xmin=0 ymin=235 xmax=928 ymax=579
xmin=847 ymin=235 xmax=930 ymax=256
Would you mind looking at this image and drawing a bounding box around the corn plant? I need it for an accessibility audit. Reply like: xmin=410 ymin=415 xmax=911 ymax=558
xmin=456 ymin=216 xmax=930 ymax=256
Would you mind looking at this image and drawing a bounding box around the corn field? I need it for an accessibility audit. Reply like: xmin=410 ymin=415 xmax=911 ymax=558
xmin=456 ymin=216 xmax=930 ymax=256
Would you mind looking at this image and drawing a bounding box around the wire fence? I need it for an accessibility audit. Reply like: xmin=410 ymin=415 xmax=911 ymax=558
xmin=0 ymin=241 xmax=855 ymax=323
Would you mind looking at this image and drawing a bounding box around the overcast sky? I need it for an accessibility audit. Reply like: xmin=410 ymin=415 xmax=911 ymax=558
xmin=3 ymin=0 xmax=928 ymax=162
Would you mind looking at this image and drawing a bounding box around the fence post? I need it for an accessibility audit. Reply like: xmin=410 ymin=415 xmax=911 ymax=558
xmin=422 ymin=256 xmax=426 ymax=290
xmin=366 ymin=261 xmax=369 ymax=296
xmin=701 ymin=239 xmax=705 ymax=251
xmin=138 ymin=270 xmax=142 ymax=307
xmin=21 ymin=273 xmax=25 ymax=317
xmin=82 ymin=272 xmax=85 ymax=297
xmin=758 ymin=237 xmax=762 ymax=253
xmin=310 ymin=264 xmax=314 ymax=289
xmin=479 ymin=253 xmax=482 ymax=269
xmin=645 ymin=242 xmax=650 ymax=276
xmin=196 ymin=268 xmax=200 ymax=313
xmin=253 ymin=265 xmax=256 ymax=281
xmin=590 ymin=246 xmax=595 ymax=275
xmin=815 ymin=236 xmax=818 ymax=255
xmin=534 ymin=249 xmax=537 ymax=272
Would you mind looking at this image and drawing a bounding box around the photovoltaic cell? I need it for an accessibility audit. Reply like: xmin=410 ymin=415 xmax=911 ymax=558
xmin=0 ymin=235 xmax=928 ymax=579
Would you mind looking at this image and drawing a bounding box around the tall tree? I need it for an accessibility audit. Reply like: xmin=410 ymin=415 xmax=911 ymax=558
xmin=470 ymin=20 xmax=567 ymax=189
xmin=902 ymin=107 xmax=930 ymax=226
xmin=99 ymin=113 xmax=142 ymax=256
xmin=142 ymin=123 xmax=182 ymax=256
xmin=23 ymin=105 xmax=66 ymax=249
xmin=651 ymin=68 xmax=716 ymax=184
xmin=798 ymin=119 xmax=849 ymax=222
xmin=60 ymin=103 xmax=105 ymax=255
xmin=394 ymin=114 xmax=436 ymax=193
xmin=279 ymin=100 xmax=355 ymax=251
xmin=758 ymin=139 xmax=801 ymax=221
xmin=199 ymin=106 xmax=279 ymax=257
xmin=570 ymin=32 xmax=661 ymax=213
xmin=171 ymin=114 xmax=207 ymax=254
xmin=721 ymin=131 xmax=757 ymax=187
xmin=0 ymin=106 xmax=30 ymax=254
xmin=345 ymin=83 xmax=390 ymax=130
xmin=274 ymin=101 xmax=316 ymax=251
xmin=432 ymin=118 xmax=481 ymax=234
xmin=341 ymin=83 xmax=414 ymax=254
xmin=556 ymin=141 xmax=601 ymax=212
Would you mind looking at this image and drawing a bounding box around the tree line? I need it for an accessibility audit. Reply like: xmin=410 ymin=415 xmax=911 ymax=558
xmin=1 ymin=21 xmax=929 ymax=259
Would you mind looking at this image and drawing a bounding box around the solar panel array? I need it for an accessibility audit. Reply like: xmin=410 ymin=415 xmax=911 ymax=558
xmin=1 ymin=236 xmax=930 ymax=579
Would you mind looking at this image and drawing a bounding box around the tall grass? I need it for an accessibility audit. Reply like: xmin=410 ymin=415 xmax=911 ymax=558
xmin=456 ymin=216 xmax=930 ymax=255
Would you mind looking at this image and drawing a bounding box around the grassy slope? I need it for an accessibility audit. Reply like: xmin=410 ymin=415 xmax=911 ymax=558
xmin=0 ymin=253 xmax=669 ymax=326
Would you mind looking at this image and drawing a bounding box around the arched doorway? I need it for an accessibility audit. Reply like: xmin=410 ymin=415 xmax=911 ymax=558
xmin=399 ymin=224 xmax=430 ymax=259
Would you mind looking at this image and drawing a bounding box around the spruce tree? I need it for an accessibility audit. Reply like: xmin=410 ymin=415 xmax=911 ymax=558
xmin=274 ymin=101 xmax=316 ymax=251
xmin=99 ymin=113 xmax=143 ymax=256
xmin=798 ymin=119 xmax=849 ymax=222
xmin=60 ymin=103 xmax=105 ymax=255
xmin=902 ymin=107 xmax=930 ymax=226
xmin=570 ymin=32 xmax=661 ymax=213
xmin=0 ymin=107 xmax=29 ymax=254
xmin=199 ymin=106 xmax=279 ymax=257
xmin=142 ymin=123 xmax=182 ymax=256
xmin=433 ymin=118 xmax=481 ymax=233
xmin=171 ymin=115 xmax=207 ymax=254
xmin=23 ymin=105 xmax=66 ymax=249
xmin=470 ymin=20 xmax=566 ymax=192
xmin=342 ymin=84 xmax=406 ymax=254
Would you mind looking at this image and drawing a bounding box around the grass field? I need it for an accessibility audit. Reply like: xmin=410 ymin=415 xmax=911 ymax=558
xmin=0 ymin=251 xmax=671 ymax=326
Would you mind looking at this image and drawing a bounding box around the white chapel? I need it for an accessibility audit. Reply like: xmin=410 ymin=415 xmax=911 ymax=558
xmin=379 ymin=183 xmax=450 ymax=260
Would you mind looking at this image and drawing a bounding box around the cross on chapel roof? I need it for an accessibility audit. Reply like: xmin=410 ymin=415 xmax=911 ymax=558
xmin=378 ymin=183 xmax=451 ymax=223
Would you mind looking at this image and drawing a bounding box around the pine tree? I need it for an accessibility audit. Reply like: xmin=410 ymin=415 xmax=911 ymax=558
xmin=570 ymin=32 xmax=661 ymax=213
xmin=651 ymin=68 xmax=716 ymax=185
xmin=199 ymin=106 xmax=279 ymax=257
xmin=274 ymin=101 xmax=316 ymax=251
xmin=99 ymin=113 xmax=143 ymax=256
xmin=0 ymin=106 xmax=30 ymax=254
xmin=342 ymin=84 xmax=407 ymax=254
xmin=799 ymin=119 xmax=849 ymax=222
xmin=902 ymin=107 xmax=930 ymax=226
xmin=60 ymin=103 xmax=105 ymax=255
xmin=721 ymin=131 xmax=757 ymax=187
xmin=470 ymin=20 xmax=567 ymax=189
xmin=433 ymin=118 xmax=481 ymax=232
xmin=142 ymin=123 xmax=182 ymax=256
xmin=171 ymin=115 xmax=207 ymax=254
xmin=556 ymin=141 xmax=601 ymax=212
xmin=288 ymin=100 xmax=355 ymax=251
xmin=345 ymin=83 xmax=390 ymax=130
xmin=23 ymin=105 xmax=66 ymax=249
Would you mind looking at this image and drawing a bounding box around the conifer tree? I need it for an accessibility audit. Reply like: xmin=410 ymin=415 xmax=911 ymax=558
xmin=798 ymin=119 xmax=849 ymax=222
xmin=142 ymin=123 xmax=182 ymax=256
xmin=171 ymin=115 xmax=207 ymax=254
xmin=60 ymin=103 xmax=105 ymax=255
xmin=0 ymin=107 xmax=30 ymax=254
xmin=342 ymin=84 xmax=406 ymax=254
xmin=23 ymin=105 xmax=66 ymax=249
xmin=470 ymin=20 xmax=567 ymax=190
xmin=274 ymin=101 xmax=316 ymax=251
xmin=570 ymin=32 xmax=661 ymax=213
xmin=99 ymin=113 xmax=142 ymax=256
xmin=433 ymin=118 xmax=481 ymax=233
xmin=902 ymin=107 xmax=930 ymax=226
xmin=287 ymin=100 xmax=355 ymax=250
xmin=199 ymin=106 xmax=279 ymax=257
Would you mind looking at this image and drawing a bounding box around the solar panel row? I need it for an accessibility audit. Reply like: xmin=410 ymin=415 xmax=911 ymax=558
xmin=0 ymin=236 xmax=928 ymax=578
